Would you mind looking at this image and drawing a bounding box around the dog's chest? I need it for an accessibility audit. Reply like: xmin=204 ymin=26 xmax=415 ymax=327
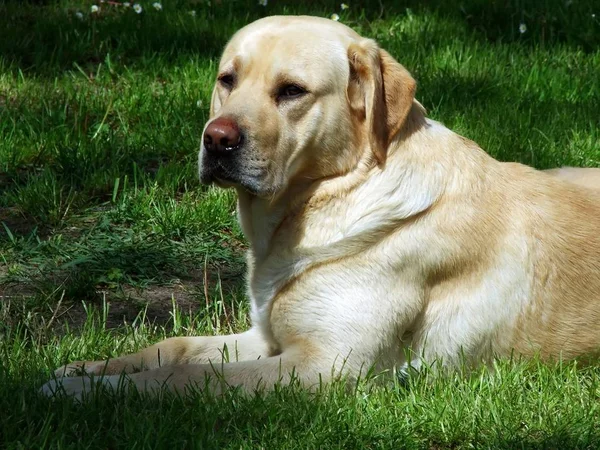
xmin=244 ymin=250 xmax=302 ymax=347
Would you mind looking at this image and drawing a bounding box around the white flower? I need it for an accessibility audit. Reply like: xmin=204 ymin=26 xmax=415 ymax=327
xmin=123 ymin=2 xmax=131 ymax=6
xmin=196 ymin=100 xmax=203 ymax=108
xmin=189 ymin=10 xmax=197 ymax=17
xmin=592 ymin=13 xmax=596 ymax=18
xmin=258 ymin=0 xmax=268 ymax=6
xmin=341 ymin=3 xmax=349 ymax=10
xmin=330 ymin=13 xmax=340 ymax=21
xmin=75 ymin=11 xmax=84 ymax=20
xmin=519 ymin=23 xmax=527 ymax=33
xmin=91 ymin=5 xmax=99 ymax=13
xmin=152 ymin=2 xmax=162 ymax=10
xmin=133 ymin=3 xmax=142 ymax=13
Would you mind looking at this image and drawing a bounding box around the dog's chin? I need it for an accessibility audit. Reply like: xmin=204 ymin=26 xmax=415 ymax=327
xmin=200 ymin=169 xmax=273 ymax=197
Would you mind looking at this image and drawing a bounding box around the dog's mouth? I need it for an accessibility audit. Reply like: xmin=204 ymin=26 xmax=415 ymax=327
xmin=211 ymin=161 xmax=238 ymax=184
xmin=200 ymin=158 xmax=265 ymax=196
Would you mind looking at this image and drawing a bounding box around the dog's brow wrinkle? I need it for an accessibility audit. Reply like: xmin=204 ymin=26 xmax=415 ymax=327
xmin=232 ymin=56 xmax=243 ymax=73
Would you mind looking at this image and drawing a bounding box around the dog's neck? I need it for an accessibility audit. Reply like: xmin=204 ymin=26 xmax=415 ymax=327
xmin=235 ymin=176 xmax=318 ymax=262
xmin=236 ymin=190 xmax=284 ymax=262
xmin=236 ymin=102 xmax=433 ymax=265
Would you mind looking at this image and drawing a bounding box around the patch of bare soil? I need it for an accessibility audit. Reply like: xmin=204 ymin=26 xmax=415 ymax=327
xmin=1 ymin=266 xmax=246 ymax=333
xmin=0 ymin=206 xmax=39 ymax=236
xmin=64 ymin=283 xmax=205 ymax=331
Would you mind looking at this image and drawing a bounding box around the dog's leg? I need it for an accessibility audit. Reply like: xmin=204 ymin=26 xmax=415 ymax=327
xmin=42 ymin=346 xmax=334 ymax=399
xmin=53 ymin=328 xmax=269 ymax=377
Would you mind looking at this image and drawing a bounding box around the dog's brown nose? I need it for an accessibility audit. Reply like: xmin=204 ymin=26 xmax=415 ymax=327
xmin=203 ymin=117 xmax=242 ymax=153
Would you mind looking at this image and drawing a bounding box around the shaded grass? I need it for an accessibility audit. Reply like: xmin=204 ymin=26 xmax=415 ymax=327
xmin=1 ymin=0 xmax=600 ymax=448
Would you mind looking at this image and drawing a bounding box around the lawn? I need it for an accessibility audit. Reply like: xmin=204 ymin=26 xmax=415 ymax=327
xmin=1 ymin=0 xmax=599 ymax=448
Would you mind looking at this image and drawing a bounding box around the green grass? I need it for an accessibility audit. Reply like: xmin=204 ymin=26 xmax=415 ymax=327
xmin=1 ymin=0 xmax=599 ymax=448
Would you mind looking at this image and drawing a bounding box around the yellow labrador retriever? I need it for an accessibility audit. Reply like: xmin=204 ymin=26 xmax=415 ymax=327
xmin=43 ymin=16 xmax=600 ymax=398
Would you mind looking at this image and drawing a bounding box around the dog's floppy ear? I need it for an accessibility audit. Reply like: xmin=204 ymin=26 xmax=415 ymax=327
xmin=347 ymin=40 xmax=417 ymax=164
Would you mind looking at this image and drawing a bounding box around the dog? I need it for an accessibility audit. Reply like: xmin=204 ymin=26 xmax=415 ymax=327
xmin=42 ymin=15 xmax=600 ymax=399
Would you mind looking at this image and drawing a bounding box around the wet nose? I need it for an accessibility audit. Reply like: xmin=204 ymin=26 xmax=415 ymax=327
xmin=203 ymin=117 xmax=242 ymax=154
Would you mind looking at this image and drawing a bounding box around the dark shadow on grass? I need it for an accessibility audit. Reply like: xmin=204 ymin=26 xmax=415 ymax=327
xmin=5 ymin=372 xmax=600 ymax=448
xmin=0 ymin=0 xmax=597 ymax=78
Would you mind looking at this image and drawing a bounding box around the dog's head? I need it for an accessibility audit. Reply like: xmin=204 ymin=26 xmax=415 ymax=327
xmin=199 ymin=15 xmax=417 ymax=197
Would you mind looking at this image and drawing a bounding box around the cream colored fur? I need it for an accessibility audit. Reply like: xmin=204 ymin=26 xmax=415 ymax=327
xmin=42 ymin=16 xmax=600 ymax=399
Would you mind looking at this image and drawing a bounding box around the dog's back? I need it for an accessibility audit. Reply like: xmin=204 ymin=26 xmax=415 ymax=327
xmin=546 ymin=167 xmax=600 ymax=191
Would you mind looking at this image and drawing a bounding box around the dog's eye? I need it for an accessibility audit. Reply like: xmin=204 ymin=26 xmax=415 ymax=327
xmin=218 ymin=74 xmax=235 ymax=89
xmin=278 ymin=84 xmax=307 ymax=100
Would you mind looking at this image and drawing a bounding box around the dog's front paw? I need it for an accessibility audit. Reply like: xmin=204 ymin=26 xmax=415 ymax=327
xmin=40 ymin=375 xmax=119 ymax=400
xmin=53 ymin=360 xmax=107 ymax=378
xmin=40 ymin=376 xmax=91 ymax=399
